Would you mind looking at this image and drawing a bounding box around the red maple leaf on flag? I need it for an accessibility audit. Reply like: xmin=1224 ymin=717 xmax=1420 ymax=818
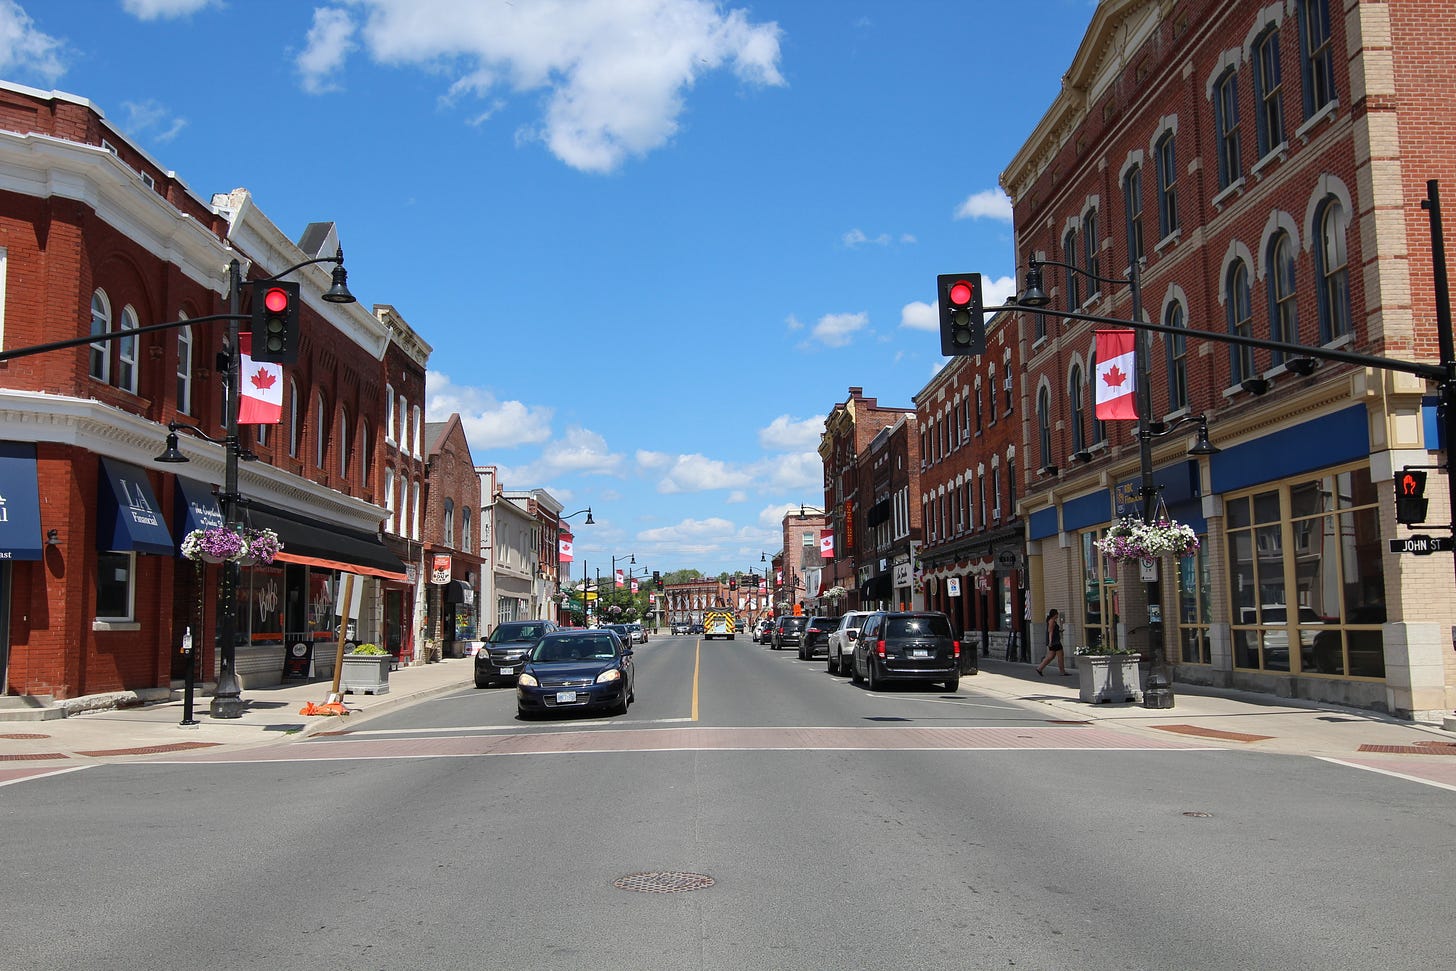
xmin=1102 ymin=364 xmax=1128 ymax=389
xmin=250 ymin=367 xmax=278 ymax=391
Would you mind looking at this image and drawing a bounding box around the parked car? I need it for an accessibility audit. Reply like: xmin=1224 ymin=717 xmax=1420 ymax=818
xmin=689 ymin=623 xmax=705 ymax=635
xmin=604 ymin=623 xmax=634 ymax=646
xmin=754 ymin=618 xmax=772 ymax=641
xmin=825 ymin=610 xmax=873 ymax=675
xmin=850 ymin=611 xmax=960 ymax=691
xmin=799 ymin=615 xmax=838 ymax=660
xmin=516 ymin=629 xmax=635 ymax=718
xmin=475 ymin=620 xmax=556 ymax=688
xmin=771 ymin=615 xmax=807 ymax=651
xmin=672 ymin=622 xmax=690 ymax=635
xmin=625 ymin=622 xmax=648 ymax=643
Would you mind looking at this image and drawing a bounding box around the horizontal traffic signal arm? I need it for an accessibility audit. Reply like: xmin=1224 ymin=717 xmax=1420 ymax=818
xmin=986 ymin=300 xmax=1449 ymax=383
xmin=0 ymin=312 xmax=242 ymax=363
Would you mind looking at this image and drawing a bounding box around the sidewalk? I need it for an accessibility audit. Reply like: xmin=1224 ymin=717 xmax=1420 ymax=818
xmin=0 ymin=657 xmax=476 ymax=763
xmin=2 ymin=653 xmax=1453 ymax=777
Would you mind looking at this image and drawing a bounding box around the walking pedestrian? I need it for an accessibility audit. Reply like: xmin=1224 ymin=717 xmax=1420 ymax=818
xmin=1036 ymin=608 xmax=1067 ymax=676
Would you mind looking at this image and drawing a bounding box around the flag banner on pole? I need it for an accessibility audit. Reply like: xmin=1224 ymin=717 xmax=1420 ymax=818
xmin=615 ymin=569 xmax=624 ymax=588
xmin=631 ymin=579 xmax=639 ymax=593
xmin=559 ymin=532 xmax=574 ymax=562
xmin=820 ymin=529 xmax=834 ymax=558
xmin=1094 ymin=329 xmax=1138 ymax=420
xmin=237 ymin=332 xmax=284 ymax=425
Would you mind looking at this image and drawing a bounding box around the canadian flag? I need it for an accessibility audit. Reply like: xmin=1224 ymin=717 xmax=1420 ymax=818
xmin=631 ymin=578 xmax=639 ymax=593
xmin=820 ymin=529 xmax=834 ymax=558
xmin=1095 ymin=329 xmax=1138 ymax=420
xmin=237 ymin=333 xmax=284 ymax=425
xmin=615 ymin=569 xmax=624 ymax=588
xmin=559 ymin=531 xmax=574 ymax=563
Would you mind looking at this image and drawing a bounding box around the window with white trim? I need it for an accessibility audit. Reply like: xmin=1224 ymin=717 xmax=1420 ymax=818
xmin=90 ymin=289 xmax=111 ymax=382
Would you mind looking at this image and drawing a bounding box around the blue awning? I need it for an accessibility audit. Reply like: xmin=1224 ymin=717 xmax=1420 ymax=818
xmin=173 ymin=475 xmax=224 ymax=542
xmin=97 ymin=457 xmax=174 ymax=555
xmin=0 ymin=441 xmax=44 ymax=560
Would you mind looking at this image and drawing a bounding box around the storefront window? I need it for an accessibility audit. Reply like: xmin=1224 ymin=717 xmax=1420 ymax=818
xmin=1227 ymin=465 xmax=1384 ymax=677
xmin=96 ymin=551 xmax=134 ymax=621
xmin=1175 ymin=545 xmax=1212 ymax=664
xmin=1080 ymin=532 xmax=1119 ymax=651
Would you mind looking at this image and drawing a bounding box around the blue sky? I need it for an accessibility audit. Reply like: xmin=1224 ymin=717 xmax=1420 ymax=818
xmin=1 ymin=0 xmax=1092 ymax=578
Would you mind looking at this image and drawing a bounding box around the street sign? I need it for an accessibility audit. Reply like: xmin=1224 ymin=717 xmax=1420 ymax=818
xmin=1388 ymin=534 xmax=1454 ymax=555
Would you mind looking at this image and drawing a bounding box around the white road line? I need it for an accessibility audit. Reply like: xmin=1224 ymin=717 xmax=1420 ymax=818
xmin=337 ymin=716 xmax=695 ymax=738
xmin=1316 ymin=756 xmax=1456 ymax=793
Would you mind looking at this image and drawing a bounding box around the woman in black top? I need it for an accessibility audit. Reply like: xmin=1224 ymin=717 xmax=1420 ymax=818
xmin=1036 ymin=608 xmax=1066 ymax=676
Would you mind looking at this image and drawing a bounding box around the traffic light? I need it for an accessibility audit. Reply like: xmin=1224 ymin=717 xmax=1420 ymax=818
xmin=653 ymin=570 xmax=662 ymax=590
xmin=250 ymin=280 xmax=300 ymax=365
xmin=938 ymin=273 xmax=985 ymax=356
xmin=728 ymin=576 xmax=738 ymax=590
xmin=1396 ymin=469 xmax=1429 ymax=525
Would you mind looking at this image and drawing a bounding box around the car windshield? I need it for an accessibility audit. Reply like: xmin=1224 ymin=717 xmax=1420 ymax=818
xmin=490 ymin=623 xmax=544 ymax=642
xmin=782 ymin=618 xmax=806 ymax=630
xmin=885 ymin=616 xmax=952 ymax=638
xmin=533 ymin=636 xmax=619 ymax=662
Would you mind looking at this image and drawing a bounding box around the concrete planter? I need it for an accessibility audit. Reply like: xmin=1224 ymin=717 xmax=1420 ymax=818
xmin=1077 ymin=654 xmax=1142 ymax=704
xmin=339 ymin=653 xmax=391 ymax=695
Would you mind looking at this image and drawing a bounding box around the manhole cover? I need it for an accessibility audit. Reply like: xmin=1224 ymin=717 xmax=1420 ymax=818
xmin=612 ymin=871 xmax=715 ymax=894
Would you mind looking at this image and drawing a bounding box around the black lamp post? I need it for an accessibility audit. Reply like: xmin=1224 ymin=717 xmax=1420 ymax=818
xmin=1020 ymin=257 xmax=1219 ymax=709
xmin=156 ymin=252 xmax=353 ymax=718
xmin=558 ymin=507 xmax=593 ymax=624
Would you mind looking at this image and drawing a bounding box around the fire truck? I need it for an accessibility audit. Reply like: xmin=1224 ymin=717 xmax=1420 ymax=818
xmin=702 ymin=605 xmax=736 ymax=640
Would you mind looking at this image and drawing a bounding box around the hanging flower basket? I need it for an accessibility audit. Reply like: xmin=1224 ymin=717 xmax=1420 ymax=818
xmin=242 ymin=527 xmax=283 ymax=565
xmin=181 ymin=526 xmax=247 ymax=564
xmin=1095 ymin=516 xmax=1200 ymax=564
xmin=825 ymin=585 xmax=848 ymax=602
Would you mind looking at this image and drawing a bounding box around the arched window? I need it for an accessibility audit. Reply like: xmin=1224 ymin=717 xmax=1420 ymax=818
xmin=412 ymin=405 xmax=423 ymax=457
xmin=1062 ymin=226 xmax=1080 ymax=309
xmin=288 ymin=378 xmax=301 ymax=458
xmin=1267 ymin=231 xmax=1297 ymax=364
xmin=1068 ymin=364 xmax=1086 ymax=452
xmin=1165 ymin=302 xmax=1189 ymax=411
xmin=462 ymin=507 xmax=472 ymax=555
xmin=314 ymin=392 xmax=327 ymax=468
xmin=411 ymin=480 xmax=421 ymax=540
xmin=1227 ymin=260 xmax=1255 ymax=382
xmin=117 ymin=305 xmax=139 ymax=394
xmin=338 ymin=405 xmax=350 ymax=480
xmin=1315 ymin=196 xmax=1351 ymax=341
xmin=1213 ymin=68 xmax=1242 ymax=189
xmin=1253 ymin=25 xmax=1285 ymax=156
xmin=1083 ymin=206 xmax=1100 ymax=289
xmin=1088 ymin=351 xmax=1106 ymax=444
xmin=385 ymin=467 xmax=396 ymax=533
xmin=385 ymin=384 xmax=396 ymax=444
xmin=176 ymin=321 xmax=193 ymax=415
xmin=1037 ymin=386 xmax=1053 ymax=470
xmin=89 ymin=290 xmax=111 ymax=382
xmin=359 ymin=418 xmax=372 ymax=489
xmin=1156 ymin=131 xmax=1179 ymax=238
xmin=444 ymin=498 xmax=455 ymax=548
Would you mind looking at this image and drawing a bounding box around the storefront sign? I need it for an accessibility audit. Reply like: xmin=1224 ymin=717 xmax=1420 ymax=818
xmin=431 ymin=553 xmax=452 ymax=584
xmin=283 ymin=635 xmax=314 ymax=679
xmin=946 ymin=576 xmax=961 ymax=597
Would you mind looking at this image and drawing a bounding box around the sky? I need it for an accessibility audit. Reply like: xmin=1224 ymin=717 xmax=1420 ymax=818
xmin=0 ymin=0 xmax=1093 ymax=579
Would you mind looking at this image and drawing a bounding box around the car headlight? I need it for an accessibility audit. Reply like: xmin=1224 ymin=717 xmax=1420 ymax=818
xmin=517 ymin=672 xmax=539 ymax=687
xmin=595 ymin=668 xmax=622 ymax=684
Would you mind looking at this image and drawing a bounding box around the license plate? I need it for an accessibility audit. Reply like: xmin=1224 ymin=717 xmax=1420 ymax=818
xmin=499 ymin=666 xmax=516 ymax=675
xmin=555 ymin=690 xmax=578 ymax=703
xmin=910 ymin=649 xmax=930 ymax=658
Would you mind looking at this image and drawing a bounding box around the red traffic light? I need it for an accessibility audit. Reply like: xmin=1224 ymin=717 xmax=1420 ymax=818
xmin=263 ymin=286 xmax=290 ymax=314
xmin=948 ymin=280 xmax=975 ymax=307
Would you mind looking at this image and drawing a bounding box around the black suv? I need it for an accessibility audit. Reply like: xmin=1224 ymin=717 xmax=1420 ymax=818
xmin=850 ymin=611 xmax=961 ymax=691
xmin=770 ymin=615 xmax=807 ymax=651
xmin=476 ymin=620 xmax=556 ymax=688
xmin=799 ymin=615 xmax=838 ymax=660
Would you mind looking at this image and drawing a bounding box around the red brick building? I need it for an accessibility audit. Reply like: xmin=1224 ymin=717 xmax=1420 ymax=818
xmin=422 ymin=417 xmax=482 ymax=657
xmin=1003 ymin=0 xmax=1455 ymax=718
xmin=916 ymin=308 xmax=1025 ymax=651
xmin=0 ymin=82 xmax=408 ymax=710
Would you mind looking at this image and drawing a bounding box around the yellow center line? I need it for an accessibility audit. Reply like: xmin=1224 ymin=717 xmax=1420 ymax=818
xmin=691 ymin=638 xmax=701 ymax=722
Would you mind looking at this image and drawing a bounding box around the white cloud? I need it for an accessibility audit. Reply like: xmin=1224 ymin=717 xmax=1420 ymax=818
xmin=900 ymin=300 xmax=936 ymax=331
xmin=757 ymin=451 xmax=822 ymax=491
xmin=726 ymin=490 xmax=747 ymax=503
xmin=759 ymin=414 xmax=824 ymax=451
xmin=121 ymin=0 xmax=217 ymax=19
xmin=983 ymin=273 xmax=1017 ymax=308
xmin=636 ymin=449 xmax=672 ymax=470
xmin=530 ymin=426 xmax=624 ymax=478
xmin=637 ymin=517 xmax=742 ymax=556
xmin=843 ymin=228 xmax=888 ymax=248
xmin=810 ymin=311 xmax=868 ymax=348
xmin=785 ymin=313 xmax=805 ymax=331
xmin=425 ymin=370 xmax=553 ymax=449
xmin=121 ymin=100 xmax=187 ymax=143
xmin=317 ymin=0 xmax=783 ymax=172
xmin=954 ymin=188 xmax=1013 ymax=222
xmin=0 ymin=0 xmax=64 ymax=81
xmin=297 ymin=7 xmax=357 ymax=94
xmin=658 ymin=454 xmax=754 ymax=494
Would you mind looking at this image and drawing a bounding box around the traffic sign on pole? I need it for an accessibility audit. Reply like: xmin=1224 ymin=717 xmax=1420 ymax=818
xmin=1388 ymin=534 xmax=1454 ymax=555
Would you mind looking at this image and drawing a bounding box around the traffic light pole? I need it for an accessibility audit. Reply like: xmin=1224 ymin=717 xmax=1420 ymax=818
xmin=1420 ymin=179 xmax=1456 ymax=591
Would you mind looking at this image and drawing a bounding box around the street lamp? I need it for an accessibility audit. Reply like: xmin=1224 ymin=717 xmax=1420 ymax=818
xmin=1020 ymin=256 xmax=1217 ymax=709
xmin=155 ymin=252 xmax=353 ymax=718
xmin=558 ymin=507 xmax=593 ymax=624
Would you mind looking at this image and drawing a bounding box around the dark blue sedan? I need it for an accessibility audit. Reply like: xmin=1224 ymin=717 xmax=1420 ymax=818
xmin=516 ymin=630 xmax=635 ymax=719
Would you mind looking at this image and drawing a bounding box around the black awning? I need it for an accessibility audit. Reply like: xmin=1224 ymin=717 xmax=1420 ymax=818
xmin=441 ymin=579 xmax=473 ymax=604
xmin=244 ymin=501 xmax=407 ymax=581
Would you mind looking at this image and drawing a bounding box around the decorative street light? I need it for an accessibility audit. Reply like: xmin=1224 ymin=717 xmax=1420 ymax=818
xmin=156 ymin=252 xmax=353 ymax=718
xmin=558 ymin=507 xmax=593 ymax=625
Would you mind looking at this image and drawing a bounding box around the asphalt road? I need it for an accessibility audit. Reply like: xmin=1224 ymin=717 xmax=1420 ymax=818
xmin=3 ymin=633 xmax=1451 ymax=970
